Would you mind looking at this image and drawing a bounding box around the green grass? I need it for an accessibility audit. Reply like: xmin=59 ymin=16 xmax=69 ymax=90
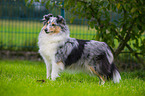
xmin=0 ymin=60 xmax=145 ymax=96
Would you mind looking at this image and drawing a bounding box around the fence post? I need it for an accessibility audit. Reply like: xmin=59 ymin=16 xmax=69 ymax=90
xmin=61 ymin=1 xmax=65 ymax=18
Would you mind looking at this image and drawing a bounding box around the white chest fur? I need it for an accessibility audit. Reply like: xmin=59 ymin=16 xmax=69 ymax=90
xmin=39 ymin=42 xmax=58 ymax=58
xmin=38 ymin=30 xmax=68 ymax=58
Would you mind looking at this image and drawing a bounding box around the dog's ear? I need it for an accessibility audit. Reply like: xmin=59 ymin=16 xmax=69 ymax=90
xmin=56 ymin=15 xmax=66 ymax=25
xmin=42 ymin=14 xmax=53 ymax=21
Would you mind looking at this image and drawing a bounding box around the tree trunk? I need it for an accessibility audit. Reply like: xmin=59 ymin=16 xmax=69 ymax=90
xmin=114 ymin=33 xmax=131 ymax=57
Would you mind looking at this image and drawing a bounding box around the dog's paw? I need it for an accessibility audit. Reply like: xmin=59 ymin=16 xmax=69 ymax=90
xmin=46 ymin=76 xmax=51 ymax=79
xmin=46 ymin=74 xmax=51 ymax=79
xmin=99 ymin=80 xmax=105 ymax=85
xmin=51 ymin=74 xmax=60 ymax=81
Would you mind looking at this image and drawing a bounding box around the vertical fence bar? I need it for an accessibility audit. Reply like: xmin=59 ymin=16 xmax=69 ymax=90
xmin=61 ymin=1 xmax=65 ymax=18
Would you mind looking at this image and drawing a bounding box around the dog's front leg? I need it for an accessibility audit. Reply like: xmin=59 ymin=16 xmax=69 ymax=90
xmin=46 ymin=62 xmax=51 ymax=79
xmin=51 ymin=59 xmax=60 ymax=81
xmin=43 ymin=57 xmax=51 ymax=79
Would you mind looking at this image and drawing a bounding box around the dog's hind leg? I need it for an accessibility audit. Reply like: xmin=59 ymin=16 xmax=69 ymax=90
xmin=89 ymin=66 xmax=105 ymax=85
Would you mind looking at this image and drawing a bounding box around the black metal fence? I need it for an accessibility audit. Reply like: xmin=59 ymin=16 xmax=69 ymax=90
xmin=0 ymin=0 xmax=95 ymax=50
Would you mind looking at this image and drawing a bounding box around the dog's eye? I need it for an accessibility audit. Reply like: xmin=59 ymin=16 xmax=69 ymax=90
xmin=52 ymin=24 xmax=55 ymax=26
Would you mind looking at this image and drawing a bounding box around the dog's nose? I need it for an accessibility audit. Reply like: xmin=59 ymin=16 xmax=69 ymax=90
xmin=44 ymin=28 xmax=48 ymax=32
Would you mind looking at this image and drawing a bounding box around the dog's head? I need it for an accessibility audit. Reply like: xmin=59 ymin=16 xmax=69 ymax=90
xmin=42 ymin=14 xmax=68 ymax=35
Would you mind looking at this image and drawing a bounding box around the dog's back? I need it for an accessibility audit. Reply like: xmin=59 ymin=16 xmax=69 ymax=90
xmin=55 ymin=38 xmax=121 ymax=83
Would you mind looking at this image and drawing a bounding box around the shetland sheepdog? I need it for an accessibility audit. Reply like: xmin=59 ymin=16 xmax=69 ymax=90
xmin=38 ymin=14 xmax=121 ymax=84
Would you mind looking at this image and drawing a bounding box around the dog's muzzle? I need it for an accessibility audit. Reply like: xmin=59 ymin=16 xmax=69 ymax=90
xmin=44 ymin=28 xmax=53 ymax=34
xmin=44 ymin=28 xmax=48 ymax=32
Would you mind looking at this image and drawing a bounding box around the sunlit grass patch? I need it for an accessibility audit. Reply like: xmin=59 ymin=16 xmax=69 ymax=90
xmin=0 ymin=60 xmax=144 ymax=96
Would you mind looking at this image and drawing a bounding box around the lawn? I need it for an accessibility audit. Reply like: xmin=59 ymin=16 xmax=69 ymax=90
xmin=0 ymin=60 xmax=144 ymax=96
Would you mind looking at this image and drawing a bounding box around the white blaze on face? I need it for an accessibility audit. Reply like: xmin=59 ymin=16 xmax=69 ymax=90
xmin=50 ymin=17 xmax=56 ymax=23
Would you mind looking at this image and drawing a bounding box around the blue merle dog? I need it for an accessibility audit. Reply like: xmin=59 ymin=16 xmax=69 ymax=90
xmin=38 ymin=14 xmax=121 ymax=84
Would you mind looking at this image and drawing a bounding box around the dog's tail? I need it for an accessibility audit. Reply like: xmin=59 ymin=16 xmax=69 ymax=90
xmin=109 ymin=63 xmax=121 ymax=83
xmin=105 ymin=46 xmax=121 ymax=83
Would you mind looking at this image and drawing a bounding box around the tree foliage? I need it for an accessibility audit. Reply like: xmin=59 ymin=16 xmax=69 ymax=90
xmin=64 ymin=0 xmax=145 ymax=61
xmin=29 ymin=0 xmax=145 ymax=63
